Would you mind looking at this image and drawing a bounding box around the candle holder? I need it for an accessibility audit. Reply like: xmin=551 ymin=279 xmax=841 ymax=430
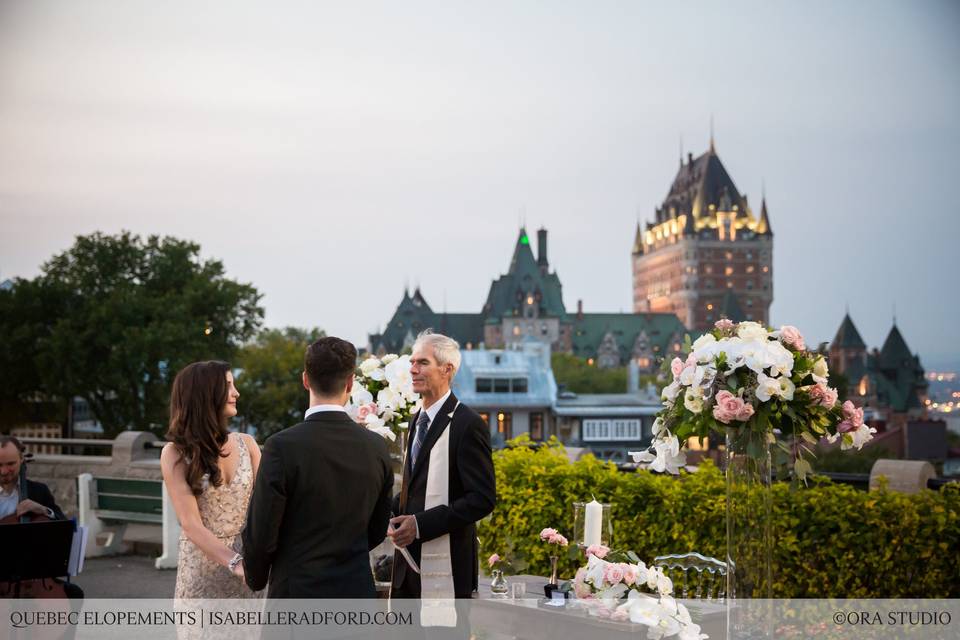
xmin=572 ymin=501 xmax=613 ymax=550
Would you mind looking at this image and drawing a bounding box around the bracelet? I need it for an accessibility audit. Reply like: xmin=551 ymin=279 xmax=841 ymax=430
xmin=228 ymin=553 xmax=243 ymax=572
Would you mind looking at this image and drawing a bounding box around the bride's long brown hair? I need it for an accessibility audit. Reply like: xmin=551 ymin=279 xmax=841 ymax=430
xmin=166 ymin=360 xmax=232 ymax=495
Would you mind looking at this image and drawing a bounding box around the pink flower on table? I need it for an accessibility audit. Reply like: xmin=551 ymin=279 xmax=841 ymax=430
xmin=621 ymin=563 xmax=638 ymax=586
xmin=779 ymin=325 xmax=806 ymax=351
xmin=356 ymin=403 xmax=379 ymax=422
xmin=808 ymin=383 xmax=838 ymax=408
xmin=549 ymin=533 xmax=568 ymax=546
xmin=671 ymin=357 xmax=684 ymax=378
xmin=585 ymin=544 xmax=609 ymax=559
xmin=539 ymin=527 xmax=558 ymax=541
xmin=604 ymin=563 xmax=625 ymax=586
xmin=715 ymin=318 xmax=735 ymax=332
xmin=712 ymin=390 xmax=753 ymax=424
xmin=842 ymin=400 xmax=864 ymax=427
xmin=488 ymin=553 xmax=500 ymax=568
xmin=573 ymin=567 xmax=592 ymax=598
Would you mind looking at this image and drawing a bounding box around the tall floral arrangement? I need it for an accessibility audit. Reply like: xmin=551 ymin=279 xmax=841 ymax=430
xmin=632 ymin=319 xmax=875 ymax=480
xmin=347 ymin=354 xmax=420 ymax=442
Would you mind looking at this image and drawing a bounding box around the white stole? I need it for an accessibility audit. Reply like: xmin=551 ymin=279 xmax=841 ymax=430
xmin=419 ymin=402 xmax=458 ymax=627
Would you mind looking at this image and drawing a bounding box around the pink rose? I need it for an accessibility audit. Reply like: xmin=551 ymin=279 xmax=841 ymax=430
xmin=621 ymin=563 xmax=638 ymax=586
xmin=712 ymin=389 xmax=751 ymax=424
xmin=715 ymin=318 xmax=735 ymax=332
xmin=539 ymin=527 xmax=558 ymax=541
xmin=549 ymin=533 xmax=569 ymax=546
xmin=357 ymin=403 xmax=378 ymax=421
xmin=573 ymin=567 xmax=592 ymax=598
xmin=671 ymin=357 xmax=684 ymax=378
xmin=488 ymin=553 xmax=500 ymax=567
xmin=585 ymin=544 xmax=609 ymax=559
xmin=779 ymin=325 xmax=806 ymax=351
xmin=842 ymin=401 xmax=864 ymax=427
xmin=808 ymin=384 xmax=838 ymax=408
xmin=604 ymin=563 xmax=625 ymax=585
xmin=685 ymin=353 xmax=697 ymax=367
xmin=735 ymin=402 xmax=755 ymax=421
xmin=837 ymin=419 xmax=857 ymax=434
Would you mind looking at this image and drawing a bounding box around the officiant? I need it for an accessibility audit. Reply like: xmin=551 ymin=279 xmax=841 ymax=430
xmin=389 ymin=331 xmax=496 ymax=599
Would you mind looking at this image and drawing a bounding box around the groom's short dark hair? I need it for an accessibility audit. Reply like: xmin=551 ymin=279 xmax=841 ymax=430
xmin=305 ymin=337 xmax=357 ymax=396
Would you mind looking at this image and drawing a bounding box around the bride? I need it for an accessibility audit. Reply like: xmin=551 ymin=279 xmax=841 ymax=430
xmin=160 ymin=360 xmax=261 ymax=598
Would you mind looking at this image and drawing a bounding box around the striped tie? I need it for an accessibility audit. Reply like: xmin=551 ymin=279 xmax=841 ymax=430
xmin=410 ymin=411 xmax=430 ymax=470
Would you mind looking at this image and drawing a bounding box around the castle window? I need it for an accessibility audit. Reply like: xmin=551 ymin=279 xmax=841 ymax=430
xmin=762 ymin=266 xmax=769 ymax=273
xmin=746 ymin=314 xmax=753 ymax=320
xmin=859 ymin=377 xmax=868 ymax=396
xmin=746 ymin=252 xmax=753 ymax=260
xmin=513 ymin=326 xmax=520 ymax=336
xmin=725 ymin=266 xmax=734 ymax=276
xmin=746 ymin=265 xmax=755 ymax=274
xmin=746 ymin=281 xmax=754 ymax=290
xmin=747 ymin=299 xmax=753 ymax=307
xmin=727 ymin=281 xmax=734 ymax=288
xmin=512 ymin=378 xmax=529 ymax=393
xmin=707 ymin=303 xmax=714 ymax=311
xmin=541 ymin=323 xmax=548 ymax=336
xmin=494 ymin=379 xmax=510 ymax=393
xmin=725 ymin=251 xmax=733 ymax=260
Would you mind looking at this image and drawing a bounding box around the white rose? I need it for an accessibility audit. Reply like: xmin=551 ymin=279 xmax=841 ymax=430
xmin=691 ymin=333 xmax=716 ymax=351
xmin=381 ymin=354 xmax=399 ymax=365
xmin=359 ymin=357 xmax=381 ymax=377
xmin=812 ymin=357 xmax=829 ymax=384
xmin=737 ymin=321 xmax=770 ymax=343
xmin=683 ymin=387 xmax=704 ymax=414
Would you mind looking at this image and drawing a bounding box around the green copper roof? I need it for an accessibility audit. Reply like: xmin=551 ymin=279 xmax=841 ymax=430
xmin=832 ymin=314 xmax=866 ymax=349
xmin=571 ymin=313 xmax=686 ymax=360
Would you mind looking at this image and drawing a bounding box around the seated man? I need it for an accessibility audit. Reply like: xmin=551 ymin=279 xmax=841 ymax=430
xmin=0 ymin=435 xmax=65 ymax=521
xmin=1 ymin=434 xmax=82 ymax=599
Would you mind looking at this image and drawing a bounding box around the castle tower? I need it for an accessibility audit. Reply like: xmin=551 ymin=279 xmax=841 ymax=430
xmin=632 ymin=143 xmax=773 ymax=331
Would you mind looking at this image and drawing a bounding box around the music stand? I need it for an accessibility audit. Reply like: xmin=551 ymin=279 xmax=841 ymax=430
xmin=0 ymin=519 xmax=75 ymax=584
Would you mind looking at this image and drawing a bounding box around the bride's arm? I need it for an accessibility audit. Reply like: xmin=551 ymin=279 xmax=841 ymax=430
xmin=160 ymin=443 xmax=240 ymax=570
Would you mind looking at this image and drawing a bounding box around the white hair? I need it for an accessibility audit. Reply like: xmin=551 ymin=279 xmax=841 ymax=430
xmin=413 ymin=330 xmax=461 ymax=375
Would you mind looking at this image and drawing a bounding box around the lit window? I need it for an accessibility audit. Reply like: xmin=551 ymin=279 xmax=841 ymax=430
xmin=512 ymin=326 xmax=520 ymax=336
xmin=725 ymin=252 xmax=733 ymax=260
xmin=762 ymin=266 xmax=769 ymax=273
xmin=746 ymin=265 xmax=755 ymax=274
xmin=587 ymin=358 xmax=595 ymax=366
xmin=527 ymin=295 xmax=534 ymax=305
xmin=725 ymin=266 xmax=734 ymax=276
xmin=707 ymin=303 xmax=714 ymax=311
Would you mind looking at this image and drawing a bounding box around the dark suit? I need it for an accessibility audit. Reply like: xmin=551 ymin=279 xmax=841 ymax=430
xmin=242 ymin=410 xmax=394 ymax=598
xmin=391 ymin=392 xmax=496 ymax=598
xmin=26 ymin=479 xmax=66 ymax=520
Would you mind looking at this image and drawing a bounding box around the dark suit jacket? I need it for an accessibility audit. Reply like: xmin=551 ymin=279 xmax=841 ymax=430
xmin=242 ymin=410 xmax=394 ymax=598
xmin=26 ymin=479 xmax=66 ymax=520
xmin=391 ymin=393 xmax=496 ymax=598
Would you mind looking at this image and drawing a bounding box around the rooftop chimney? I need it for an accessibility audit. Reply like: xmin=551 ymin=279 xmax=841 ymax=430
xmin=577 ymin=299 xmax=583 ymax=321
xmin=537 ymin=228 xmax=548 ymax=269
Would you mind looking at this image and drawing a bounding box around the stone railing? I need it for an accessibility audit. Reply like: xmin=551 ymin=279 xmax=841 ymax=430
xmin=22 ymin=431 xmax=163 ymax=518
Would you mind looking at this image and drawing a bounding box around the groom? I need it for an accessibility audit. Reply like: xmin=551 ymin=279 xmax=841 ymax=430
xmin=389 ymin=330 xmax=496 ymax=599
xmin=242 ymin=336 xmax=394 ymax=598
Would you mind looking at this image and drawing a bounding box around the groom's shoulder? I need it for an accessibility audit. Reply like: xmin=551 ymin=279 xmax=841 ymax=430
xmin=263 ymin=420 xmax=311 ymax=447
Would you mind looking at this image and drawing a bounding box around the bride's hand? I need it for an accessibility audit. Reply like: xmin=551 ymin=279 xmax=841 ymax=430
xmin=232 ymin=562 xmax=245 ymax=579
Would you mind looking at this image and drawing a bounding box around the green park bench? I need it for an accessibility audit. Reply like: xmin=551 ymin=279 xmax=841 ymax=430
xmin=77 ymin=473 xmax=181 ymax=569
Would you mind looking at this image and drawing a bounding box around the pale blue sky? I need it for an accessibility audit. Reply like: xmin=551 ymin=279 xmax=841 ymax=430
xmin=1 ymin=1 xmax=958 ymax=365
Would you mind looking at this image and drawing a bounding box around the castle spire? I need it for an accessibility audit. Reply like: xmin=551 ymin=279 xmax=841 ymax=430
xmin=709 ymin=115 xmax=715 ymax=154
xmin=756 ymin=195 xmax=772 ymax=235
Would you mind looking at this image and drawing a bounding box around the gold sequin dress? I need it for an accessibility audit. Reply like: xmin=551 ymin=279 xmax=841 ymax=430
xmin=174 ymin=433 xmax=261 ymax=599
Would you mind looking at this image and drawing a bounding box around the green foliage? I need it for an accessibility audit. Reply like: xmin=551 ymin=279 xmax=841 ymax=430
xmin=478 ymin=436 xmax=960 ymax=597
xmin=551 ymin=353 xmax=648 ymax=394
xmin=234 ymin=327 xmax=324 ymax=441
xmin=0 ymin=232 xmax=263 ymax=437
xmin=814 ymin=445 xmax=894 ymax=474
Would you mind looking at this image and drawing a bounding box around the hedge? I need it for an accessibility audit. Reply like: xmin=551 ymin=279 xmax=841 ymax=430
xmin=477 ymin=437 xmax=960 ymax=598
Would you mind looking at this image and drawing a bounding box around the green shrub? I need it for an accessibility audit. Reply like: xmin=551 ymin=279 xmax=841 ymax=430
xmin=478 ymin=436 xmax=960 ymax=597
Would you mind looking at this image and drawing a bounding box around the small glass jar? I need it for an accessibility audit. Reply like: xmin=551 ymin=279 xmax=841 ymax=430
xmin=490 ymin=569 xmax=508 ymax=597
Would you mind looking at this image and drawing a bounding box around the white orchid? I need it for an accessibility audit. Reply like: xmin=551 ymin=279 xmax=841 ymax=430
xmin=661 ymin=380 xmax=682 ymax=404
xmin=777 ymin=376 xmax=796 ymax=401
xmin=359 ymin=356 xmax=382 ymax=378
xmin=350 ymin=378 xmax=374 ymax=406
xmin=376 ymin=386 xmax=401 ymax=412
xmin=764 ymin=341 xmax=795 ymax=377
xmin=633 ymin=435 xmax=686 ymax=474
xmin=755 ymin=372 xmax=782 ymax=402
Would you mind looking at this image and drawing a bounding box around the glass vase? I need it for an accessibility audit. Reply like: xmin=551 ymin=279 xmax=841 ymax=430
xmin=490 ymin=569 xmax=508 ymax=597
xmin=725 ymin=426 xmax=773 ymax=638
xmin=548 ymin=555 xmax=559 ymax=585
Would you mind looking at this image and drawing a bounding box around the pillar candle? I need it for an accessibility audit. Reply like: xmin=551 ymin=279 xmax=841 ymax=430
xmin=584 ymin=499 xmax=602 ymax=547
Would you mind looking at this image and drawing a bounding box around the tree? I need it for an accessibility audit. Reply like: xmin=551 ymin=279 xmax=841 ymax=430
xmin=233 ymin=327 xmax=325 ymax=441
xmin=551 ymin=353 xmax=634 ymax=394
xmin=2 ymin=231 xmax=263 ymax=437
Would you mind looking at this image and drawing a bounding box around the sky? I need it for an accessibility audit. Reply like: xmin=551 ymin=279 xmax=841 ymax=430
xmin=1 ymin=1 xmax=958 ymax=367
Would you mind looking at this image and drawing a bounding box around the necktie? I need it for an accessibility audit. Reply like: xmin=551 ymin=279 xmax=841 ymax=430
xmin=410 ymin=411 xmax=430 ymax=470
